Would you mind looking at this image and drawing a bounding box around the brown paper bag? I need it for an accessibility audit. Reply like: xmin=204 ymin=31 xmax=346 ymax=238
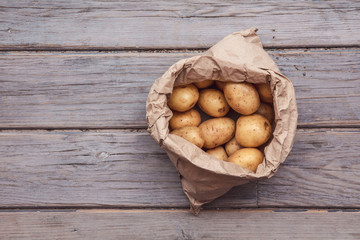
xmin=146 ymin=28 xmax=298 ymax=214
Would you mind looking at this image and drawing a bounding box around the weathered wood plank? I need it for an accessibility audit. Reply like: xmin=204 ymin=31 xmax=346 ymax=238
xmin=0 ymin=210 xmax=359 ymax=239
xmin=1 ymin=49 xmax=359 ymax=128
xmin=258 ymin=128 xmax=360 ymax=207
xmin=1 ymin=1 xmax=359 ymax=49
xmin=0 ymin=129 xmax=359 ymax=208
xmin=0 ymin=130 xmax=256 ymax=208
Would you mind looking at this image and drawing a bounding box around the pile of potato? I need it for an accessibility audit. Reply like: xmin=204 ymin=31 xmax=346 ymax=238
xmin=168 ymin=80 xmax=274 ymax=173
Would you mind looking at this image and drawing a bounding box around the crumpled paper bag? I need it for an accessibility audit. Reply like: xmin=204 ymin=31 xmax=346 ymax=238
xmin=146 ymin=28 xmax=298 ymax=214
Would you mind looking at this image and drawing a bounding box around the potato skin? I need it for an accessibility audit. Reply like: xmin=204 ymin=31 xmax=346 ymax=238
xmin=224 ymin=82 xmax=260 ymax=115
xmin=256 ymin=102 xmax=275 ymax=123
xmin=236 ymin=114 xmax=272 ymax=147
xmin=169 ymin=109 xmax=201 ymax=130
xmin=215 ymin=81 xmax=226 ymax=91
xmin=199 ymin=117 xmax=235 ymax=149
xmin=170 ymin=126 xmax=204 ymax=148
xmin=168 ymin=84 xmax=199 ymax=112
xmin=227 ymin=148 xmax=264 ymax=173
xmin=225 ymin=137 xmax=242 ymax=156
xmin=194 ymin=80 xmax=214 ymax=88
xmin=198 ymin=89 xmax=230 ymax=117
xmin=206 ymin=146 xmax=228 ymax=161
xmin=255 ymin=83 xmax=273 ymax=103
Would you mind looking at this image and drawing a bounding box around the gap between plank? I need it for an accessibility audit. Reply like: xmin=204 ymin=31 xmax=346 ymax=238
xmin=0 ymin=47 xmax=358 ymax=55
xmin=0 ymin=207 xmax=359 ymax=213
xmin=0 ymin=125 xmax=359 ymax=131
xmin=0 ymin=127 xmax=346 ymax=133
xmin=0 ymin=45 xmax=359 ymax=52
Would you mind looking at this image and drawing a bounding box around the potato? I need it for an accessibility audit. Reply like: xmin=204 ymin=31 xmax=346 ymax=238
xmin=225 ymin=137 xmax=242 ymax=156
xmin=170 ymin=126 xmax=204 ymax=148
xmin=206 ymin=146 xmax=228 ymax=161
xmin=224 ymin=82 xmax=260 ymax=115
xmin=256 ymin=102 xmax=275 ymax=123
xmin=169 ymin=109 xmax=201 ymax=130
xmin=168 ymin=84 xmax=199 ymax=112
xmin=198 ymin=89 xmax=230 ymax=117
xmin=199 ymin=117 xmax=235 ymax=149
xmin=194 ymin=80 xmax=214 ymax=88
xmin=236 ymin=114 xmax=272 ymax=147
xmin=255 ymin=83 xmax=273 ymax=103
xmin=215 ymin=81 xmax=226 ymax=91
xmin=227 ymin=148 xmax=264 ymax=173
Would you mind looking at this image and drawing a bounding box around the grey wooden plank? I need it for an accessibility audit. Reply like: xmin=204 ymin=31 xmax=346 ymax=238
xmin=0 ymin=129 xmax=359 ymax=208
xmin=273 ymin=49 xmax=360 ymax=127
xmin=1 ymin=0 xmax=359 ymax=49
xmin=0 ymin=209 xmax=359 ymax=240
xmin=0 ymin=48 xmax=360 ymax=129
xmin=258 ymin=128 xmax=360 ymax=207
xmin=0 ymin=48 xmax=359 ymax=128
xmin=0 ymin=130 xmax=256 ymax=208
xmin=0 ymin=51 xmax=159 ymax=129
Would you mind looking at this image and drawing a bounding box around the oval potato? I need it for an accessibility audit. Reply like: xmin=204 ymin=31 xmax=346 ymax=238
xmin=199 ymin=117 xmax=235 ymax=149
xmin=168 ymin=84 xmax=199 ymax=112
xmin=227 ymin=148 xmax=264 ymax=173
xmin=194 ymin=80 xmax=214 ymax=88
xmin=170 ymin=126 xmax=204 ymax=148
xmin=255 ymin=83 xmax=273 ymax=103
xmin=256 ymin=102 xmax=275 ymax=123
xmin=198 ymin=89 xmax=230 ymax=117
xmin=206 ymin=146 xmax=228 ymax=161
xmin=215 ymin=81 xmax=226 ymax=91
xmin=236 ymin=114 xmax=272 ymax=147
xmin=224 ymin=82 xmax=260 ymax=115
xmin=225 ymin=137 xmax=243 ymax=156
xmin=169 ymin=109 xmax=201 ymax=130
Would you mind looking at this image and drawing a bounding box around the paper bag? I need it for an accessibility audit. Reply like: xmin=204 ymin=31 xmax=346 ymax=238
xmin=146 ymin=28 xmax=298 ymax=214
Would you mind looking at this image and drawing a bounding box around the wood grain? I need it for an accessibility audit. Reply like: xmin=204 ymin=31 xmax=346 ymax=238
xmin=0 ymin=129 xmax=359 ymax=208
xmin=0 ymin=130 xmax=256 ymax=208
xmin=1 ymin=1 xmax=359 ymax=49
xmin=258 ymin=128 xmax=360 ymax=207
xmin=1 ymin=48 xmax=359 ymax=128
xmin=0 ymin=209 xmax=359 ymax=239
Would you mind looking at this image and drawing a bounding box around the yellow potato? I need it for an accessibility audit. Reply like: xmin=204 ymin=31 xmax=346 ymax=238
xmin=225 ymin=137 xmax=243 ymax=156
xmin=256 ymin=102 xmax=275 ymax=123
xmin=215 ymin=81 xmax=226 ymax=91
xmin=199 ymin=117 xmax=235 ymax=149
xmin=224 ymin=82 xmax=260 ymax=115
xmin=170 ymin=126 xmax=204 ymax=148
xmin=198 ymin=89 xmax=230 ymax=117
xmin=168 ymin=84 xmax=199 ymax=112
xmin=169 ymin=109 xmax=201 ymax=130
xmin=236 ymin=114 xmax=272 ymax=147
xmin=255 ymin=83 xmax=273 ymax=103
xmin=227 ymin=148 xmax=264 ymax=173
xmin=206 ymin=146 xmax=228 ymax=161
xmin=194 ymin=80 xmax=214 ymax=88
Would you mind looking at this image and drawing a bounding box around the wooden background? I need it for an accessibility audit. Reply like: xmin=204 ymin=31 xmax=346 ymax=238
xmin=0 ymin=1 xmax=359 ymax=239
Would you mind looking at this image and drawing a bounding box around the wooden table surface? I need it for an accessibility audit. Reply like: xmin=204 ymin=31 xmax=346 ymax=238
xmin=1 ymin=1 xmax=360 ymax=239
